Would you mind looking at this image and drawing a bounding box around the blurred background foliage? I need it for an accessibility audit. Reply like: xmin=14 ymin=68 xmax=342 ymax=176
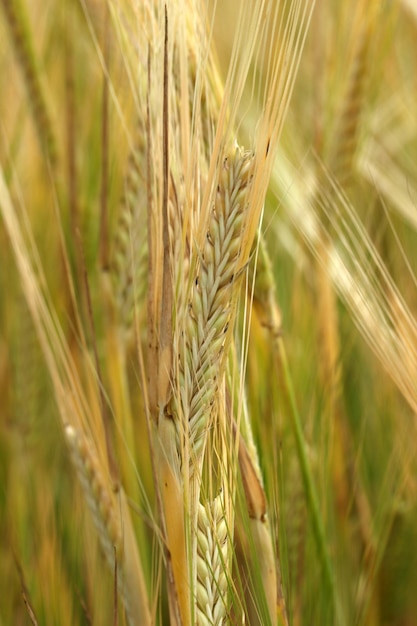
xmin=1 ymin=0 xmax=417 ymax=624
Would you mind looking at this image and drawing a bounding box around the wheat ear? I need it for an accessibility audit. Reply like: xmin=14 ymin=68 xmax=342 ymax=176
xmin=171 ymin=145 xmax=253 ymax=625
xmin=196 ymin=494 xmax=229 ymax=626
xmin=328 ymin=10 xmax=374 ymax=190
xmin=1 ymin=0 xmax=57 ymax=166
xmin=174 ymin=146 xmax=254 ymax=466
xmin=111 ymin=122 xmax=148 ymax=334
xmin=64 ymin=425 xmax=151 ymax=626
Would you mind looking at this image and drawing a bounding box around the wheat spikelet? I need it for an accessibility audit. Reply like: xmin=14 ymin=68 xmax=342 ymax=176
xmin=196 ymin=494 xmax=229 ymax=626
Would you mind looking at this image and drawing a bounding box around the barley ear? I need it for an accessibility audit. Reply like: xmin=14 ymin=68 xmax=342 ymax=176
xmin=64 ymin=425 xmax=151 ymax=626
xmin=328 ymin=10 xmax=374 ymax=190
xmin=173 ymin=146 xmax=255 ymax=471
xmin=1 ymin=0 xmax=58 ymax=166
xmin=111 ymin=123 xmax=148 ymax=334
xmin=196 ymin=494 xmax=229 ymax=626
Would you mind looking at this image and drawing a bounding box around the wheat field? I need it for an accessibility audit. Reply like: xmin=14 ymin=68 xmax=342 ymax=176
xmin=1 ymin=1 xmax=417 ymax=625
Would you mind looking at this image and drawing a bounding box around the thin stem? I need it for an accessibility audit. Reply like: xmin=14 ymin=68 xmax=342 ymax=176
xmin=277 ymin=339 xmax=341 ymax=624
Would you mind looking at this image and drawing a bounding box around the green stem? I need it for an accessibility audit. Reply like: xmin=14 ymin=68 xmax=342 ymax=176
xmin=277 ymin=339 xmax=342 ymax=624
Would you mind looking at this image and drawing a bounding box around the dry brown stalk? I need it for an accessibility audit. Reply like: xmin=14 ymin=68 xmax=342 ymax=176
xmin=156 ymin=415 xmax=190 ymax=626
